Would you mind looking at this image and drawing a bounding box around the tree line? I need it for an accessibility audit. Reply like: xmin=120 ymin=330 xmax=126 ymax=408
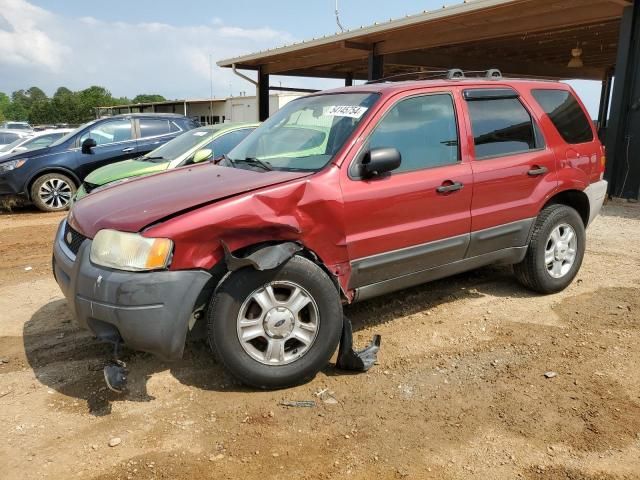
xmin=0 ymin=86 xmax=167 ymax=125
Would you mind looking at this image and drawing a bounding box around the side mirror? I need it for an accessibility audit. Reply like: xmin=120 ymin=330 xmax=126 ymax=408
xmin=14 ymin=146 xmax=27 ymax=152
xmin=192 ymin=148 xmax=212 ymax=163
xmin=361 ymin=147 xmax=401 ymax=178
xmin=81 ymin=138 xmax=97 ymax=154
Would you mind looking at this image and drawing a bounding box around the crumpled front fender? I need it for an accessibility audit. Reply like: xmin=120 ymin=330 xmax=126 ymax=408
xmin=221 ymin=241 xmax=302 ymax=271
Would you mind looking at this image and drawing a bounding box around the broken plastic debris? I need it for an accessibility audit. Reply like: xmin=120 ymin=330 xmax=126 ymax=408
xmin=280 ymin=400 xmax=316 ymax=408
xmin=336 ymin=315 xmax=381 ymax=372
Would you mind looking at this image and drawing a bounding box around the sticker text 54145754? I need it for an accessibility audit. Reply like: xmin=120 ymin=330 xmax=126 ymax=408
xmin=324 ymin=105 xmax=368 ymax=119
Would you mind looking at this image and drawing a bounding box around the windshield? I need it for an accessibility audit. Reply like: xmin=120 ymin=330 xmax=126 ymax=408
xmin=49 ymin=119 xmax=100 ymax=147
xmin=139 ymin=126 xmax=218 ymax=163
xmin=227 ymin=92 xmax=379 ymax=172
xmin=0 ymin=136 xmax=29 ymax=152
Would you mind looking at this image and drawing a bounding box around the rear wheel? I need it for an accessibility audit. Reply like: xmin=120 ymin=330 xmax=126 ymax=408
xmin=31 ymin=173 xmax=76 ymax=212
xmin=514 ymin=204 xmax=585 ymax=294
xmin=206 ymin=255 xmax=343 ymax=389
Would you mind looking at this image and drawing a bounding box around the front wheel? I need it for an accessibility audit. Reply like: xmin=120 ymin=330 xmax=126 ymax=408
xmin=514 ymin=204 xmax=586 ymax=294
xmin=30 ymin=173 xmax=76 ymax=212
xmin=206 ymin=255 xmax=343 ymax=389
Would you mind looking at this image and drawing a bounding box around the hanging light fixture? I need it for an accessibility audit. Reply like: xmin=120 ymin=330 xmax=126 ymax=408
xmin=568 ymin=43 xmax=584 ymax=68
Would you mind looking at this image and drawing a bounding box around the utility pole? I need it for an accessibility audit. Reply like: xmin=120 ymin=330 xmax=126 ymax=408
xmin=209 ymin=54 xmax=214 ymax=125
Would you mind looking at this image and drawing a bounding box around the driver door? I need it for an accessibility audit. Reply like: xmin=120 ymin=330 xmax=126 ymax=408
xmin=340 ymin=90 xmax=473 ymax=290
xmin=74 ymin=118 xmax=138 ymax=179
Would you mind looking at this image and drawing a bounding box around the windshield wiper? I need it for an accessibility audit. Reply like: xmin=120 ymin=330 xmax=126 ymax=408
xmin=235 ymin=157 xmax=272 ymax=171
xmin=220 ymin=153 xmax=237 ymax=167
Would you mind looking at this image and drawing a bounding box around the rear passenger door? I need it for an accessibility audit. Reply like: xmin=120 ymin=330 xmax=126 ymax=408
xmin=341 ymin=91 xmax=473 ymax=289
xmin=463 ymin=88 xmax=557 ymax=257
xmin=136 ymin=118 xmax=182 ymax=155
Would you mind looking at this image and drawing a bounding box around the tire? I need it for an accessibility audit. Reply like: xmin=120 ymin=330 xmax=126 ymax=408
xmin=206 ymin=255 xmax=343 ymax=389
xmin=30 ymin=173 xmax=76 ymax=212
xmin=514 ymin=204 xmax=585 ymax=294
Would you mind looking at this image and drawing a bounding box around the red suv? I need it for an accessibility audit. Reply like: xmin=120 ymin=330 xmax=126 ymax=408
xmin=53 ymin=73 xmax=607 ymax=389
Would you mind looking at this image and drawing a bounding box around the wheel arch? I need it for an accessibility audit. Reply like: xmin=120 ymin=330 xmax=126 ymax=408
xmin=189 ymin=240 xmax=345 ymax=342
xmin=541 ymin=189 xmax=590 ymax=227
xmin=26 ymin=168 xmax=81 ymax=201
xmin=203 ymin=241 xmax=343 ymax=304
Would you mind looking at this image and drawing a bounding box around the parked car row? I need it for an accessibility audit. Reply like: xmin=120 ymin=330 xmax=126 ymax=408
xmin=0 ymin=113 xmax=199 ymax=211
xmin=75 ymin=122 xmax=257 ymax=200
xmin=0 ymin=129 xmax=73 ymax=158
xmin=48 ymin=73 xmax=607 ymax=390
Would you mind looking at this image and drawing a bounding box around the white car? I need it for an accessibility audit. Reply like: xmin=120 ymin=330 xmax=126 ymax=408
xmin=0 ymin=121 xmax=33 ymax=132
xmin=0 ymin=129 xmax=73 ymax=158
xmin=0 ymin=129 xmax=31 ymax=148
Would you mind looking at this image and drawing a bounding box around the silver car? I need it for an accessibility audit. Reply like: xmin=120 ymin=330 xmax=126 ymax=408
xmin=0 ymin=129 xmax=73 ymax=158
xmin=0 ymin=129 xmax=31 ymax=148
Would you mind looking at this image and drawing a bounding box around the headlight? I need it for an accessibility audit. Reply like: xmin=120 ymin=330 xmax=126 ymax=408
xmin=90 ymin=230 xmax=173 ymax=271
xmin=0 ymin=159 xmax=27 ymax=172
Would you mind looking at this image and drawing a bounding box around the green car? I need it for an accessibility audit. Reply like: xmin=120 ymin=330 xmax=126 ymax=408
xmin=75 ymin=123 xmax=258 ymax=199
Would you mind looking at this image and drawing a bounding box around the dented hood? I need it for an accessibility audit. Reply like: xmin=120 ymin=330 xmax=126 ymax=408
xmin=69 ymin=163 xmax=309 ymax=238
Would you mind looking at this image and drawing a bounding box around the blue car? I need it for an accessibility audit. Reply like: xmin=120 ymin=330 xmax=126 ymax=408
xmin=0 ymin=113 xmax=198 ymax=211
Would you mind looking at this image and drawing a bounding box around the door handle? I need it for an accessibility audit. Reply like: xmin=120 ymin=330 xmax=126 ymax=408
xmin=528 ymin=166 xmax=548 ymax=176
xmin=121 ymin=147 xmax=135 ymax=153
xmin=436 ymin=181 xmax=464 ymax=194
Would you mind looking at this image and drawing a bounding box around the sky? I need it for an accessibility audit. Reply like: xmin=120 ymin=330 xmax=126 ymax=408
xmin=1 ymin=0 xmax=602 ymax=115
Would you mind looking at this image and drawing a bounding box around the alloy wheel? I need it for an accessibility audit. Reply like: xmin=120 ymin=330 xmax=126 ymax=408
xmin=545 ymin=223 xmax=578 ymax=278
xmin=39 ymin=178 xmax=72 ymax=209
xmin=236 ymin=281 xmax=320 ymax=366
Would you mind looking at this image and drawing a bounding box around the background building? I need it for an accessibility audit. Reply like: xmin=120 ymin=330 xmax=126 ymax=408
xmin=96 ymin=93 xmax=301 ymax=125
xmin=219 ymin=0 xmax=640 ymax=200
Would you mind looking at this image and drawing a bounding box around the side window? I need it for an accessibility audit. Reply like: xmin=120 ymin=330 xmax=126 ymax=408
xmin=24 ymin=134 xmax=58 ymax=151
xmin=80 ymin=119 xmax=132 ymax=146
xmin=368 ymin=94 xmax=459 ymax=173
xmin=210 ymin=128 xmax=254 ymax=157
xmin=139 ymin=119 xmax=173 ymax=138
xmin=466 ymin=97 xmax=539 ymax=159
xmin=531 ymin=89 xmax=594 ymax=144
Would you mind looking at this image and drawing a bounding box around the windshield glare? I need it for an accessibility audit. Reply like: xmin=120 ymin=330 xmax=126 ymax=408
xmin=140 ymin=126 xmax=218 ymax=163
xmin=228 ymin=92 xmax=379 ymax=171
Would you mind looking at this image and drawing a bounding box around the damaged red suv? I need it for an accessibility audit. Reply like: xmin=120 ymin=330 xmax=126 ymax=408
xmin=53 ymin=72 xmax=607 ymax=389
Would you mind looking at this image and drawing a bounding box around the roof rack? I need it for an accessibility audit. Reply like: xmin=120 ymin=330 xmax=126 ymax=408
xmin=366 ymin=68 xmax=502 ymax=84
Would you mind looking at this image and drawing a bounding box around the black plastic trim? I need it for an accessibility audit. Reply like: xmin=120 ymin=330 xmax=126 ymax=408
xmin=354 ymin=246 xmax=528 ymax=302
xmin=349 ymin=233 xmax=470 ymax=289
xmin=465 ymin=218 xmax=534 ymax=258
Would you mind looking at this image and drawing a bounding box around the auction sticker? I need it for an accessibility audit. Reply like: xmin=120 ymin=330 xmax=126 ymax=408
xmin=324 ymin=105 xmax=368 ymax=118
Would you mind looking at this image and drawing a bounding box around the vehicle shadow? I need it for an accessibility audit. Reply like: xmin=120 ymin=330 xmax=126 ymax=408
xmin=23 ymin=264 xmax=534 ymax=414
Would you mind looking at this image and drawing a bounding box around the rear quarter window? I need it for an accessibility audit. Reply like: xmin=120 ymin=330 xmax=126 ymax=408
xmin=531 ymin=89 xmax=593 ymax=144
xmin=139 ymin=119 xmax=174 ymax=138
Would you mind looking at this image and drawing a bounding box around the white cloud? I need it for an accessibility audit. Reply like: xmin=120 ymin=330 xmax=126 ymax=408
xmin=0 ymin=0 xmax=69 ymax=71
xmin=0 ymin=0 xmax=304 ymax=99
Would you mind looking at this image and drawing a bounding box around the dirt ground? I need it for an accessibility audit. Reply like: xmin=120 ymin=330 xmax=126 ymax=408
xmin=1 ymin=201 xmax=639 ymax=480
